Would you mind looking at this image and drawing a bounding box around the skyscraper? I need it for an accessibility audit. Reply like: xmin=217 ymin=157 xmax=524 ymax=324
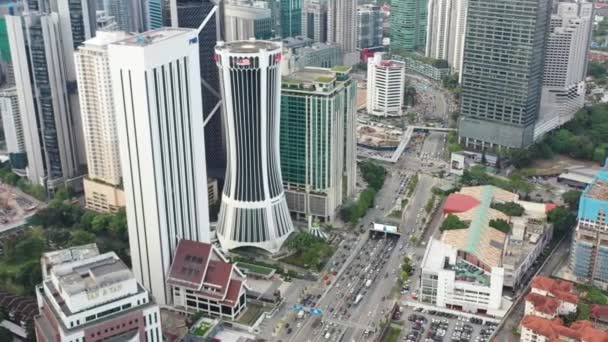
xmin=327 ymin=0 xmax=358 ymax=64
xmin=535 ymin=0 xmax=593 ymax=139
xmin=425 ymin=0 xmax=468 ymax=76
xmin=75 ymin=31 xmax=130 ymax=213
xmin=280 ymin=0 xmax=302 ymax=37
xmin=215 ymin=40 xmax=294 ymax=254
xmin=458 ymin=0 xmax=551 ymax=150
xmin=174 ymin=0 xmax=226 ymax=178
xmin=390 ymin=0 xmax=427 ymax=51
xmin=356 ymin=4 xmax=383 ymax=50
xmin=223 ymin=0 xmax=273 ymax=41
xmin=104 ymin=0 xmax=142 ymax=33
xmin=6 ymin=12 xmax=81 ymax=189
xmin=302 ymin=0 xmax=327 ymax=42
xmin=108 ymin=28 xmax=210 ymax=304
xmin=366 ymin=53 xmax=406 ymax=117
xmin=146 ymin=0 xmax=166 ymax=29
xmin=0 ymin=87 xmax=25 ymax=173
xmin=280 ymin=66 xmax=357 ymax=224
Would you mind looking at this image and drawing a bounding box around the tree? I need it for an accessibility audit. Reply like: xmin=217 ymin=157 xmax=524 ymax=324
xmin=562 ymin=190 xmax=582 ymax=211
xmin=14 ymin=237 xmax=45 ymax=263
xmin=0 ymin=326 xmax=12 ymax=342
xmin=489 ymin=219 xmax=511 ymax=233
xmin=440 ymin=214 xmax=468 ymax=231
xmin=491 ymin=202 xmax=525 ymax=217
xmin=588 ymin=61 xmax=608 ymax=79
xmin=15 ymin=260 xmax=42 ymax=293
xmin=548 ymin=206 xmax=576 ymax=239
xmin=69 ymin=230 xmax=96 ymax=246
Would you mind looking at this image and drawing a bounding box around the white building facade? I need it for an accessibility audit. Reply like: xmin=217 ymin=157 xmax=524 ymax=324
xmin=425 ymin=0 xmax=468 ymax=77
xmin=0 ymin=87 xmax=25 ymax=157
xmin=75 ymin=31 xmax=130 ymax=213
xmin=215 ymin=40 xmax=295 ymax=254
xmin=34 ymin=244 xmax=162 ymax=342
xmin=366 ymin=53 xmax=405 ymax=117
xmin=535 ymin=0 xmax=593 ymax=139
xmin=6 ymin=13 xmax=82 ymax=189
xmin=108 ymin=28 xmax=210 ymax=305
xmin=223 ymin=1 xmax=272 ymax=41
xmin=327 ymin=0 xmax=358 ymax=65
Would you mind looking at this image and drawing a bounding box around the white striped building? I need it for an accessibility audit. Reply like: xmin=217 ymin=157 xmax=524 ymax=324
xmin=108 ymin=28 xmax=210 ymax=305
xmin=215 ymin=40 xmax=294 ymax=254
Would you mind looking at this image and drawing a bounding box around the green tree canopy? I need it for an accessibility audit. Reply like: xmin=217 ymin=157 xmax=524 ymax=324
xmin=440 ymin=214 xmax=468 ymax=231
xmin=562 ymin=190 xmax=582 ymax=211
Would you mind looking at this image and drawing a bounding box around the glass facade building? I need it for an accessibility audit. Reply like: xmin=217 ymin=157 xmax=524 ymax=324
xmin=390 ymin=0 xmax=427 ymax=51
xmin=458 ymin=0 xmax=551 ymax=149
xmin=280 ymin=67 xmax=356 ymax=223
xmin=175 ymin=0 xmax=225 ymax=177
xmin=280 ymin=0 xmax=302 ymax=37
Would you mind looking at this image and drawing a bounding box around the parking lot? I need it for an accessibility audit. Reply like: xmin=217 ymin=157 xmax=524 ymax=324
xmin=398 ymin=309 xmax=498 ymax=342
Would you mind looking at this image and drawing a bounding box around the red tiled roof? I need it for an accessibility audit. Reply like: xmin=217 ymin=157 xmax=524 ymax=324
xmin=166 ymin=240 xmax=212 ymax=289
xmin=204 ymin=260 xmax=232 ymax=292
xmin=521 ymin=315 xmax=608 ymax=342
xmin=526 ymin=293 xmax=560 ymax=316
xmin=592 ymin=305 xmax=608 ymax=320
xmin=531 ymin=276 xmax=578 ymax=304
xmin=545 ymin=203 xmax=557 ymax=213
xmin=443 ymin=194 xmax=480 ymax=214
xmin=221 ymin=279 xmax=243 ymax=306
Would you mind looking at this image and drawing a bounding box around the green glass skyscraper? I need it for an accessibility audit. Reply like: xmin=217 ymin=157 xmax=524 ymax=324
xmin=390 ymin=0 xmax=427 ymax=51
xmin=458 ymin=0 xmax=551 ymax=149
xmin=280 ymin=66 xmax=357 ymax=224
xmin=281 ymin=0 xmax=302 ymax=37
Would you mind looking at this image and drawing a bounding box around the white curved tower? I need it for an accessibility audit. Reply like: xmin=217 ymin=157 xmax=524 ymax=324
xmin=215 ymin=40 xmax=294 ymax=253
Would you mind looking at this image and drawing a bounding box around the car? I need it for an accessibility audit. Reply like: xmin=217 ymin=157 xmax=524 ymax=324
xmin=287 ymin=328 xmax=293 ymax=334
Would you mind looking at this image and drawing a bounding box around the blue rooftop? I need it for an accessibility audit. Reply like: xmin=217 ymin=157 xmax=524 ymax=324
xmin=578 ymin=160 xmax=608 ymax=221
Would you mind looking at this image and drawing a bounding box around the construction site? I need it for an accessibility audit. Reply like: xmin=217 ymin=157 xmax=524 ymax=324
xmin=0 ymin=184 xmax=40 ymax=229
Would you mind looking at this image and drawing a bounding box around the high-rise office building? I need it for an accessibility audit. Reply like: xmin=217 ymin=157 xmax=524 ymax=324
xmin=146 ymin=0 xmax=166 ymax=29
xmin=570 ymin=164 xmax=608 ymax=289
xmin=356 ymin=4 xmax=383 ymax=50
xmin=280 ymin=66 xmax=356 ymax=223
xmin=6 ymin=12 xmax=81 ymax=189
xmin=327 ymin=0 xmax=358 ymax=64
xmin=75 ymin=31 xmax=130 ymax=213
xmin=215 ymin=40 xmax=294 ymax=254
xmin=366 ymin=53 xmax=406 ymax=117
xmin=223 ymin=0 xmax=273 ymax=41
xmin=458 ymin=0 xmax=551 ymax=150
xmin=302 ymin=0 xmax=327 ymax=42
xmin=425 ymin=0 xmax=468 ymax=76
xmin=104 ymin=0 xmax=142 ymax=33
xmin=0 ymin=87 xmax=22 ymax=152
xmin=390 ymin=0 xmax=427 ymax=51
xmin=108 ymin=28 xmax=210 ymax=304
xmin=174 ymin=0 xmax=226 ymax=178
xmin=535 ymin=1 xmax=593 ymax=139
xmin=280 ymin=0 xmax=302 ymax=37
xmin=34 ymin=244 xmax=162 ymax=342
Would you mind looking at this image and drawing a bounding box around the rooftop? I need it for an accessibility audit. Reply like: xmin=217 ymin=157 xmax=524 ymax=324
xmin=54 ymin=254 xmax=132 ymax=296
xmin=531 ymin=276 xmax=579 ymax=304
xmin=42 ymin=244 xmax=100 ymax=270
xmin=283 ymin=68 xmax=336 ymax=84
xmin=526 ymin=292 xmax=560 ymax=316
xmin=521 ymin=315 xmax=608 ymax=341
xmin=216 ymin=40 xmax=280 ymax=53
xmin=114 ymin=28 xmax=194 ymax=47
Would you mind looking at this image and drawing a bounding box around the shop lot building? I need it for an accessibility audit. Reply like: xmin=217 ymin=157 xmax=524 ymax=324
xmin=420 ymin=186 xmax=554 ymax=316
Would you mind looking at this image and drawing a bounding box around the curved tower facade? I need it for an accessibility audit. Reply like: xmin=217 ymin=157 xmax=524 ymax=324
xmin=215 ymin=40 xmax=294 ymax=253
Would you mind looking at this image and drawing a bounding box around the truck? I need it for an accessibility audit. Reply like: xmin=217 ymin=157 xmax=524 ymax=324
xmin=354 ymin=293 xmax=363 ymax=305
xmin=365 ymin=279 xmax=372 ymax=287
xmin=297 ymin=310 xmax=304 ymax=319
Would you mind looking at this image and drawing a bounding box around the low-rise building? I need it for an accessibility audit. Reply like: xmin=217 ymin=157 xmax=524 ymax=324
xmin=34 ymin=244 xmax=162 ymax=342
xmin=521 ymin=316 xmax=608 ymax=342
xmin=524 ymin=276 xmax=578 ymax=319
xmin=167 ymin=240 xmax=248 ymax=320
xmin=421 ymin=186 xmax=554 ymax=316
